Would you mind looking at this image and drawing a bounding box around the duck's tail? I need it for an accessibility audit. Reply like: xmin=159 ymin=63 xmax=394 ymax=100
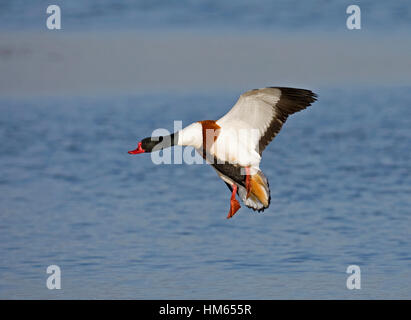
xmin=238 ymin=170 xmax=270 ymax=212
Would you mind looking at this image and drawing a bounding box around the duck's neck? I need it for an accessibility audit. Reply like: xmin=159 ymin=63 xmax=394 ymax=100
xmin=159 ymin=132 xmax=179 ymax=149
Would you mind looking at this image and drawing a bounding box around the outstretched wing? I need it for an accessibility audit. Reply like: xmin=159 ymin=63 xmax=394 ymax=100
xmin=217 ymin=87 xmax=317 ymax=155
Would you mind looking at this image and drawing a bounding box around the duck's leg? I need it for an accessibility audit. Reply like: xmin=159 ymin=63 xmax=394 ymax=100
xmin=227 ymin=184 xmax=241 ymax=219
xmin=245 ymin=167 xmax=251 ymax=198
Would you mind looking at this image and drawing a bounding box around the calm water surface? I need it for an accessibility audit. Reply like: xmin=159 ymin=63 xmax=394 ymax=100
xmin=0 ymin=87 xmax=410 ymax=299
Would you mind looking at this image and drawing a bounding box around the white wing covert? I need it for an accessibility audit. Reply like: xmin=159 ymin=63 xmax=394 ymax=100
xmin=217 ymin=87 xmax=317 ymax=155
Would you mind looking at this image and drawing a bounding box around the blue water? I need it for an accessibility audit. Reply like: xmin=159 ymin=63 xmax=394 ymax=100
xmin=0 ymin=87 xmax=410 ymax=299
xmin=0 ymin=0 xmax=410 ymax=32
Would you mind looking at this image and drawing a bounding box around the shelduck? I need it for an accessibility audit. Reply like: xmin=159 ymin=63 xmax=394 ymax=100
xmin=129 ymin=87 xmax=317 ymax=219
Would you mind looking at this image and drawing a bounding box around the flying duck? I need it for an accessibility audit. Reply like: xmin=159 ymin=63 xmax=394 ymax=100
xmin=129 ymin=87 xmax=317 ymax=219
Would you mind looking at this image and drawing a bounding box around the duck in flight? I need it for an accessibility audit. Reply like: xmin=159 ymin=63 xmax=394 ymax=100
xmin=129 ymin=87 xmax=317 ymax=219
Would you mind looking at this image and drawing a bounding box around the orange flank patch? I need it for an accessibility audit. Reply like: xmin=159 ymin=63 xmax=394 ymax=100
xmin=249 ymin=174 xmax=269 ymax=207
xmin=198 ymin=120 xmax=221 ymax=157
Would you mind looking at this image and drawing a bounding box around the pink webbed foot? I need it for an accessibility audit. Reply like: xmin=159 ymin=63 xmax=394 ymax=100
xmin=227 ymin=184 xmax=241 ymax=219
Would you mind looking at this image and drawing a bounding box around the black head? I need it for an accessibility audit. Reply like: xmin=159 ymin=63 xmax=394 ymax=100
xmin=128 ymin=132 xmax=178 ymax=155
xmin=141 ymin=136 xmax=164 ymax=152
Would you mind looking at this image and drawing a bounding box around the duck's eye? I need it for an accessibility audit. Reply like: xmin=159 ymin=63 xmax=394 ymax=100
xmin=158 ymin=136 xmax=164 ymax=142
